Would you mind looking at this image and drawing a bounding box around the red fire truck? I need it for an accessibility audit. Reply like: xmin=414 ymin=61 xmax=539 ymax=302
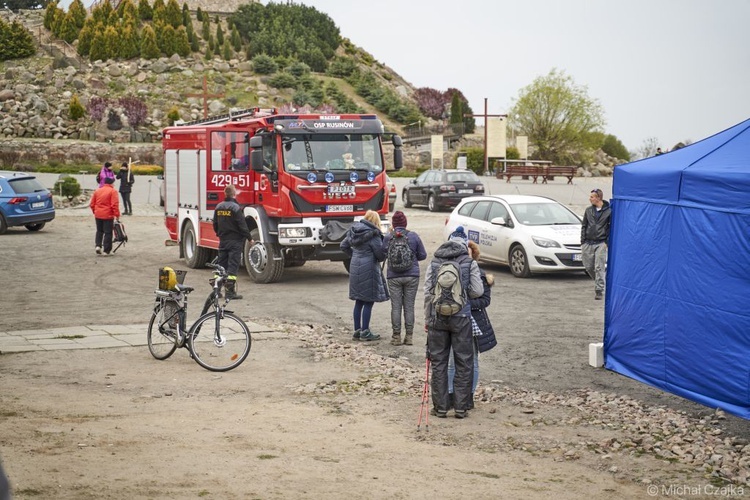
xmin=161 ymin=108 xmax=403 ymax=283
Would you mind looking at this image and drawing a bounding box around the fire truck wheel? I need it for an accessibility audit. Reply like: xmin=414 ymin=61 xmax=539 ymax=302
xmin=182 ymin=221 xmax=211 ymax=269
xmin=245 ymin=229 xmax=285 ymax=283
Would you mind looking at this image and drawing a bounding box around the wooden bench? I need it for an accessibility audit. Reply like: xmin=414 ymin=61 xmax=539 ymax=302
xmin=503 ymin=165 xmax=578 ymax=184
xmin=504 ymin=165 xmax=544 ymax=183
xmin=543 ymin=166 xmax=577 ymax=185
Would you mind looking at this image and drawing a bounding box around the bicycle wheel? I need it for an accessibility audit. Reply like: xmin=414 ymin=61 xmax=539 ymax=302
xmin=147 ymin=302 xmax=179 ymax=360
xmin=188 ymin=311 xmax=251 ymax=372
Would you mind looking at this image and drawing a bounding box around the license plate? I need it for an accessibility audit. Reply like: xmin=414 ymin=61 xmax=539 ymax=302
xmin=458 ymin=189 xmax=473 ymax=194
xmin=31 ymin=201 xmax=45 ymax=209
xmin=328 ymin=185 xmax=355 ymax=195
xmin=326 ymin=205 xmax=353 ymax=213
xmin=572 ymin=253 xmax=582 ymax=261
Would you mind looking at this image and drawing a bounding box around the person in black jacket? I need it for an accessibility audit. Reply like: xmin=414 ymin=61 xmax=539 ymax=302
xmin=581 ymin=188 xmax=612 ymax=300
xmin=212 ymin=184 xmax=252 ymax=300
xmin=116 ymin=162 xmax=135 ymax=215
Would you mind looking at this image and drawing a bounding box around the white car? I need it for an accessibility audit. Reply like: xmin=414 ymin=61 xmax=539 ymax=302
xmin=443 ymin=195 xmax=583 ymax=278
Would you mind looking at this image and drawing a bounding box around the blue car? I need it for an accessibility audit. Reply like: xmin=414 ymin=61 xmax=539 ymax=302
xmin=0 ymin=173 xmax=55 ymax=234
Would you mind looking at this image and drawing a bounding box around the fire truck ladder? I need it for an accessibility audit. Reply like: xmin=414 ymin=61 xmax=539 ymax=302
xmin=176 ymin=107 xmax=277 ymax=127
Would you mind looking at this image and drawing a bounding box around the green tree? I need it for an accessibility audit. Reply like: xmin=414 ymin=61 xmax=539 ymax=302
xmin=509 ymin=69 xmax=605 ymax=165
xmin=204 ymin=43 xmax=213 ymax=61
xmin=76 ymin=20 xmax=95 ymax=57
xmin=119 ymin=24 xmax=140 ymax=59
xmin=117 ymin=0 xmax=138 ymax=22
xmin=230 ymin=25 xmax=241 ymax=52
xmin=201 ymin=16 xmax=209 ymax=40
xmin=601 ymin=134 xmax=630 ymax=161
xmin=57 ymin=11 xmax=78 ymax=44
xmin=181 ymin=2 xmax=190 ymax=26
xmin=139 ymin=24 xmax=160 ymax=59
xmin=221 ymin=39 xmax=232 ymax=60
xmin=138 ymin=0 xmax=152 ymax=21
xmin=0 ymin=18 xmax=36 ymax=60
xmin=151 ymin=0 xmax=165 ymax=25
xmin=43 ymin=1 xmax=59 ymax=30
xmin=88 ymin=27 xmax=107 ymax=61
xmin=68 ymin=95 xmax=85 ymax=120
xmin=68 ymin=0 xmax=86 ymax=28
xmin=159 ymin=24 xmax=177 ymax=56
xmin=102 ymin=25 xmax=119 ymax=60
xmin=195 ymin=7 xmax=203 ymax=22
xmin=251 ymin=53 xmax=277 ymax=74
xmin=215 ymin=22 xmax=224 ymax=46
xmin=449 ymin=92 xmax=462 ymax=126
xmin=164 ymin=0 xmax=182 ymax=28
xmin=175 ymin=25 xmax=190 ymax=57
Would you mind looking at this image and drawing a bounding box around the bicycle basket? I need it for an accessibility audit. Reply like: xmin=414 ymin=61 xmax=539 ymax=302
xmin=158 ymin=267 xmax=187 ymax=290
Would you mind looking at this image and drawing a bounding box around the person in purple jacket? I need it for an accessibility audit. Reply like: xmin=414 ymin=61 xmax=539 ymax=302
xmin=383 ymin=211 xmax=427 ymax=346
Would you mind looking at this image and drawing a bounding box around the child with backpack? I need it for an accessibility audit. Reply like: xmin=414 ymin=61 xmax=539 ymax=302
xmin=382 ymin=211 xmax=427 ymax=346
xmin=423 ymin=226 xmax=483 ymax=419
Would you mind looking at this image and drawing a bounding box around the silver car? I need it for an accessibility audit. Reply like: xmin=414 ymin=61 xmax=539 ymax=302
xmin=443 ymin=195 xmax=583 ymax=278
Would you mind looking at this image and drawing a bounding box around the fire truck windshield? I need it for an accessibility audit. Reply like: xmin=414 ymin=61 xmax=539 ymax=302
xmin=281 ymin=134 xmax=383 ymax=174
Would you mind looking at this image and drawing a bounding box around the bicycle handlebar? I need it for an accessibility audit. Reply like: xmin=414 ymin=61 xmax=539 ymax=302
xmin=206 ymin=262 xmax=228 ymax=277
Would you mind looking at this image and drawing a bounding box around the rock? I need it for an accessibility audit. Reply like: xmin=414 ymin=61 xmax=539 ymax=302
xmin=0 ymin=89 xmax=14 ymax=101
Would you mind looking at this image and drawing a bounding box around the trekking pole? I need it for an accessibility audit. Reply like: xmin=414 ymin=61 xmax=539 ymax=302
xmin=417 ymin=357 xmax=430 ymax=431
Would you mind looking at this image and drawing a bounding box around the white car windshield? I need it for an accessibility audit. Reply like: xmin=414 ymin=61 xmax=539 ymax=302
xmin=510 ymin=202 xmax=580 ymax=226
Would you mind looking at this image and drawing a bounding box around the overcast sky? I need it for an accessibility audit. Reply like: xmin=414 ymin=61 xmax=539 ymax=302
xmin=299 ymin=0 xmax=750 ymax=152
xmin=56 ymin=0 xmax=750 ymax=151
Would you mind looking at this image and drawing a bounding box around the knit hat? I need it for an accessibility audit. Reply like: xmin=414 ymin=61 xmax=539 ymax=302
xmin=449 ymin=225 xmax=468 ymax=246
xmin=391 ymin=210 xmax=407 ymax=229
xmin=104 ymin=162 xmax=112 ymax=168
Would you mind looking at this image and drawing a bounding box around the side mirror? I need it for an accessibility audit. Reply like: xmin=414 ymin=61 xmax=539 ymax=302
xmin=157 ymin=174 xmax=164 ymax=180
xmin=391 ymin=135 xmax=403 ymax=148
xmin=410 ymin=178 xmax=417 ymax=185
xmin=249 ymin=136 xmax=263 ymax=148
xmin=391 ymin=134 xmax=403 ymax=170
xmin=490 ymin=216 xmax=508 ymax=227
xmin=250 ymin=150 xmax=263 ymax=172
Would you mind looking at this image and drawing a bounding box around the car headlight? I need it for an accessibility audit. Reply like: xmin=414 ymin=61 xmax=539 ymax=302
xmin=280 ymin=227 xmax=309 ymax=238
xmin=532 ymin=236 xmax=561 ymax=248
xmin=475 ymin=185 xmax=484 ymax=191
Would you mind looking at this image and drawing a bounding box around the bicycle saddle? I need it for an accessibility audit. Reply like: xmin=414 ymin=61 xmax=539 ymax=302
xmin=175 ymin=284 xmax=194 ymax=293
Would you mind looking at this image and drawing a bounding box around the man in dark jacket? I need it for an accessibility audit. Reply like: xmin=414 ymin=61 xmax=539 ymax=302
xmin=424 ymin=226 xmax=483 ymax=419
xmin=116 ymin=162 xmax=135 ymax=215
xmin=212 ymin=184 xmax=252 ymax=300
xmin=581 ymin=188 xmax=611 ymax=300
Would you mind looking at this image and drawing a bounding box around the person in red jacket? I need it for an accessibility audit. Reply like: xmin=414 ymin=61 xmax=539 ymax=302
xmin=89 ymin=177 xmax=121 ymax=255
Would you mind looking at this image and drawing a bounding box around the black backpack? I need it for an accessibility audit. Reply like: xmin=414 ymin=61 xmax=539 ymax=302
xmin=387 ymin=229 xmax=414 ymax=272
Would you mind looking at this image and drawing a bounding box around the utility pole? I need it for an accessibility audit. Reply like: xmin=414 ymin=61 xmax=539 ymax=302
xmin=185 ymin=75 xmax=225 ymax=119
xmin=464 ymin=98 xmax=507 ymax=176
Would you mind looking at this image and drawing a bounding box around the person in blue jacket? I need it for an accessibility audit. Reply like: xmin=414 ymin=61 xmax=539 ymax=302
xmin=341 ymin=210 xmax=388 ymax=341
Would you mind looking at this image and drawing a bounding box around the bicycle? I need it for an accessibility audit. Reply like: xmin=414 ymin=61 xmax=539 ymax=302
xmin=147 ymin=263 xmax=252 ymax=372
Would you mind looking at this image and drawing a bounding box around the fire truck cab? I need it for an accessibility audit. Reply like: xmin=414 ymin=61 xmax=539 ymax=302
xmin=162 ymin=108 xmax=403 ymax=283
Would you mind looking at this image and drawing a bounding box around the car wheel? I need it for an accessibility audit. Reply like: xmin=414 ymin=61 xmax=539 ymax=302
xmin=182 ymin=220 xmax=211 ymax=269
xmin=25 ymin=222 xmax=46 ymax=232
xmin=402 ymin=190 xmax=412 ymax=208
xmin=427 ymin=194 xmax=438 ymax=212
xmin=509 ymin=244 xmax=531 ymax=278
xmin=0 ymin=214 xmax=8 ymax=235
xmin=245 ymin=228 xmax=285 ymax=283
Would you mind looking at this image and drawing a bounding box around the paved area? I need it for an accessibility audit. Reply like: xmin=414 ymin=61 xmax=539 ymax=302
xmin=0 ymin=320 xmax=286 ymax=353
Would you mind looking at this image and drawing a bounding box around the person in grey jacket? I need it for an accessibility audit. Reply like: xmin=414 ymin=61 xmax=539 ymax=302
xmin=581 ymin=189 xmax=612 ymax=300
xmin=424 ymin=226 xmax=483 ymax=419
xmin=341 ymin=210 xmax=388 ymax=341
xmin=382 ymin=211 xmax=427 ymax=346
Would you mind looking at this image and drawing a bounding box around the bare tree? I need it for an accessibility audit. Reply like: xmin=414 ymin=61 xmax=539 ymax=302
xmin=632 ymin=137 xmax=661 ymax=160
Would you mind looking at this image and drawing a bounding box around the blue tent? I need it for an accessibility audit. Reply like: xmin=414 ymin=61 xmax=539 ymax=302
xmin=605 ymin=118 xmax=750 ymax=419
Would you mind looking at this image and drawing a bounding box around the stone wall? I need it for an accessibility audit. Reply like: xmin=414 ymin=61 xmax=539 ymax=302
xmin=0 ymin=138 xmax=162 ymax=168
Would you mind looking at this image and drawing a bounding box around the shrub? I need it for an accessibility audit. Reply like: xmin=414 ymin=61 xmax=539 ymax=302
xmin=53 ymin=176 xmax=82 ymax=200
xmin=268 ymin=72 xmax=297 ymax=89
xmin=252 ymin=54 xmax=277 ymax=74
xmin=69 ymin=95 xmax=85 ymax=121
xmin=87 ymin=96 xmax=109 ymax=122
xmin=167 ymin=106 xmax=180 ymax=125
xmin=119 ymin=97 xmax=148 ymax=127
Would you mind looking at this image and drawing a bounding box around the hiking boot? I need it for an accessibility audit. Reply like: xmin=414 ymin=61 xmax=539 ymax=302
xmin=359 ymin=329 xmax=380 ymax=341
xmin=403 ymin=333 xmax=413 ymax=345
xmin=454 ymin=410 xmax=468 ymax=419
xmin=352 ymin=329 xmax=362 ymax=341
xmin=225 ymin=281 xmax=243 ymax=300
xmin=430 ymin=408 xmax=447 ymax=418
xmin=390 ymin=333 xmax=402 ymax=346
xmin=595 ymin=290 xmax=603 ymax=300
xmin=95 ymin=246 xmax=102 ymax=255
